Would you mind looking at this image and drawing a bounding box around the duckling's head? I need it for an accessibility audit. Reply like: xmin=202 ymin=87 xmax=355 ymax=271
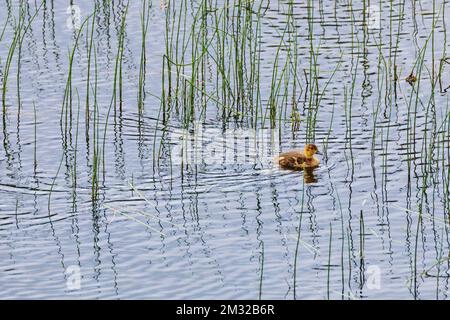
xmin=304 ymin=144 xmax=320 ymax=158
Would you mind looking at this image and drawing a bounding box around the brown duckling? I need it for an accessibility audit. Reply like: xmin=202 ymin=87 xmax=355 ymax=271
xmin=276 ymin=144 xmax=321 ymax=170
xmin=406 ymin=72 xmax=417 ymax=86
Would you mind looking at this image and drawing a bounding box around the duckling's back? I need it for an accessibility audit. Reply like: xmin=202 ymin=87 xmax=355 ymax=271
xmin=276 ymin=150 xmax=307 ymax=170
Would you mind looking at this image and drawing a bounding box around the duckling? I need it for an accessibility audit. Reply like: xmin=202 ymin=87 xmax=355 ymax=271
xmin=406 ymin=72 xmax=417 ymax=86
xmin=276 ymin=144 xmax=321 ymax=170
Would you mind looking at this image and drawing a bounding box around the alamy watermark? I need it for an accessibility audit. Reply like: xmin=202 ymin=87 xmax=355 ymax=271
xmin=66 ymin=265 xmax=81 ymax=291
xmin=168 ymin=122 xmax=281 ymax=167
xmin=66 ymin=5 xmax=82 ymax=31
xmin=366 ymin=265 xmax=382 ymax=290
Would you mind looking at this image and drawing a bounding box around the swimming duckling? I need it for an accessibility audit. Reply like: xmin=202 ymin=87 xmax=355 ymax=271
xmin=276 ymin=144 xmax=321 ymax=170
xmin=406 ymin=72 xmax=417 ymax=86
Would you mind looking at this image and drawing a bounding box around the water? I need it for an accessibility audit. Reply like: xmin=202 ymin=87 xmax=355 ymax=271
xmin=0 ymin=0 xmax=448 ymax=299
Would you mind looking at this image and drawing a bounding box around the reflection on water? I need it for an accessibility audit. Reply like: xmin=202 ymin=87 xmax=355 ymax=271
xmin=276 ymin=166 xmax=318 ymax=184
xmin=0 ymin=1 xmax=449 ymax=299
xmin=302 ymin=168 xmax=318 ymax=185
